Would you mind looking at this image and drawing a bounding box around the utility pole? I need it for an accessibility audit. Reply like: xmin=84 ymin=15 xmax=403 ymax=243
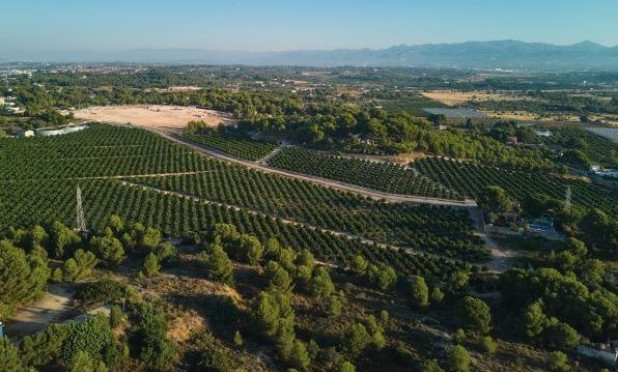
xmin=564 ymin=186 xmax=572 ymax=214
xmin=76 ymin=185 xmax=87 ymax=235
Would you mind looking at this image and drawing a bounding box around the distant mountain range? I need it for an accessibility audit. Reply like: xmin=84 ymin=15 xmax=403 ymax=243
xmin=4 ymin=40 xmax=618 ymax=71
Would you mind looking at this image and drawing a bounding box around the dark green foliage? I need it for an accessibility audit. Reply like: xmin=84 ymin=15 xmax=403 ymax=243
xmin=62 ymin=249 xmax=98 ymax=282
xmin=309 ymin=266 xmax=335 ymax=298
xmin=20 ymin=324 xmax=70 ymax=367
xmin=547 ymin=351 xmax=570 ymax=372
xmin=127 ymin=302 xmax=176 ymax=368
xmin=0 ymin=240 xmax=50 ymax=314
xmin=287 ymin=341 xmax=311 ymax=371
xmin=265 ymin=261 xmax=294 ymax=292
xmin=481 ymin=336 xmax=498 ymax=355
xmin=154 ymin=242 xmax=179 ymax=266
xmin=415 ymin=157 xmax=618 ymax=222
xmin=49 ymin=221 xmax=82 ymax=258
xmin=409 ymin=275 xmax=429 ymax=309
xmin=268 ymin=147 xmax=459 ymax=199
xmin=76 ymin=280 xmax=131 ymax=308
xmin=110 ymin=305 xmax=125 ymax=328
xmin=250 ymin=288 xmax=295 ymax=353
xmin=341 ymin=323 xmax=375 ymax=356
xmin=90 ymin=229 xmax=125 ymax=266
xmin=448 ymin=345 xmax=471 ymax=372
xmin=181 ymin=128 xmax=277 ymax=161
xmin=502 ymin=267 xmax=616 ymax=341
xmin=478 ymin=185 xmax=512 ymax=216
xmin=418 ymin=359 xmax=445 ymax=372
xmin=0 ymin=336 xmax=22 ymax=372
xmin=141 ymin=252 xmax=160 ymax=278
xmin=69 ymin=351 xmax=108 ymax=372
xmin=366 ymin=263 xmax=398 ymax=291
xmin=60 ymin=315 xmax=119 ymax=366
xmin=456 ymin=296 xmax=492 ymax=334
xmin=202 ymin=244 xmax=235 ymax=286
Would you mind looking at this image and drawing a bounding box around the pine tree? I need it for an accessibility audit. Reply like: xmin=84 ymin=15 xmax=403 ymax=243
xmin=410 ymin=275 xmax=429 ymax=309
xmin=203 ymin=245 xmax=234 ymax=286
xmin=310 ymin=267 xmax=335 ymax=298
xmin=0 ymin=337 xmax=22 ymax=372
xmin=287 ymin=341 xmax=311 ymax=371
xmin=448 ymin=345 xmax=471 ymax=372
xmin=142 ymin=253 xmax=161 ymax=278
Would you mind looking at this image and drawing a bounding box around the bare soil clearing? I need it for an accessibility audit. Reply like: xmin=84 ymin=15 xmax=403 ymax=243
xmin=422 ymin=90 xmax=538 ymax=106
xmin=73 ymin=105 xmax=236 ymax=132
xmin=6 ymin=284 xmax=75 ymax=337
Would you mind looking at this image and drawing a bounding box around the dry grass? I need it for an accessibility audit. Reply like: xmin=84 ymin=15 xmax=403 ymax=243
xmin=72 ymin=105 xmax=236 ymax=132
xmin=422 ymin=90 xmax=537 ymax=107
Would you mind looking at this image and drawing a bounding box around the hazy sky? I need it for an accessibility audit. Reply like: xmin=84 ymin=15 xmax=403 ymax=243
xmin=1 ymin=0 xmax=617 ymax=52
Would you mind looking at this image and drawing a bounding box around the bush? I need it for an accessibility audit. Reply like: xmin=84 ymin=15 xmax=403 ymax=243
xmin=202 ymin=244 xmax=234 ymax=286
xmin=310 ymin=267 xmax=335 ymax=298
xmin=0 ymin=240 xmax=50 ymax=312
xmin=547 ymin=351 xmax=570 ymax=372
xmin=141 ymin=253 xmax=160 ymax=278
xmin=342 ymin=323 xmax=371 ymax=356
xmin=62 ymin=249 xmax=98 ymax=282
xmin=127 ymin=302 xmax=176 ymax=368
xmin=481 ymin=336 xmax=497 ymax=355
xmin=448 ymin=345 xmax=471 ymax=372
xmin=154 ymin=242 xmax=178 ymax=266
xmin=457 ymin=296 xmax=492 ymax=334
xmin=76 ymin=280 xmax=131 ymax=308
xmin=110 ymin=305 xmax=124 ymax=328
xmin=418 ymin=359 xmax=445 ymax=372
xmin=287 ymin=341 xmax=311 ymax=371
xmin=409 ymin=275 xmax=429 ymax=309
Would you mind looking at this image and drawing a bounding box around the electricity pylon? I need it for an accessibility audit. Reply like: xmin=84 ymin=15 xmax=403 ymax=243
xmin=76 ymin=185 xmax=87 ymax=234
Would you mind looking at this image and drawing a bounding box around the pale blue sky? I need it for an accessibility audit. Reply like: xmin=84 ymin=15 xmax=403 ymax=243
xmin=1 ymin=0 xmax=616 ymax=52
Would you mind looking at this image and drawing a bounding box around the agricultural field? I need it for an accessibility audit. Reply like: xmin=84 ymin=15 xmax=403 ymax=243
xmin=0 ymin=123 xmax=483 ymax=265
xmin=414 ymin=157 xmax=618 ymax=218
xmin=4 ymin=65 xmax=618 ymax=372
xmin=0 ymin=177 xmax=468 ymax=280
xmin=586 ymin=126 xmax=618 ymax=143
xmin=543 ymin=125 xmax=618 ymax=167
xmin=128 ymin=172 xmax=485 ymax=260
xmin=180 ymin=132 xmax=278 ymax=161
xmin=266 ymin=147 xmax=461 ymax=200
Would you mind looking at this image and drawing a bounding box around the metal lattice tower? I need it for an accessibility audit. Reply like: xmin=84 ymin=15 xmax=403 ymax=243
xmin=564 ymin=186 xmax=572 ymax=214
xmin=76 ymin=185 xmax=87 ymax=234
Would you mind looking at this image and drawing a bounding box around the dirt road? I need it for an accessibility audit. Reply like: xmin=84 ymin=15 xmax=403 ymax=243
xmin=5 ymin=284 xmax=75 ymax=338
xmin=156 ymin=130 xmax=477 ymax=208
